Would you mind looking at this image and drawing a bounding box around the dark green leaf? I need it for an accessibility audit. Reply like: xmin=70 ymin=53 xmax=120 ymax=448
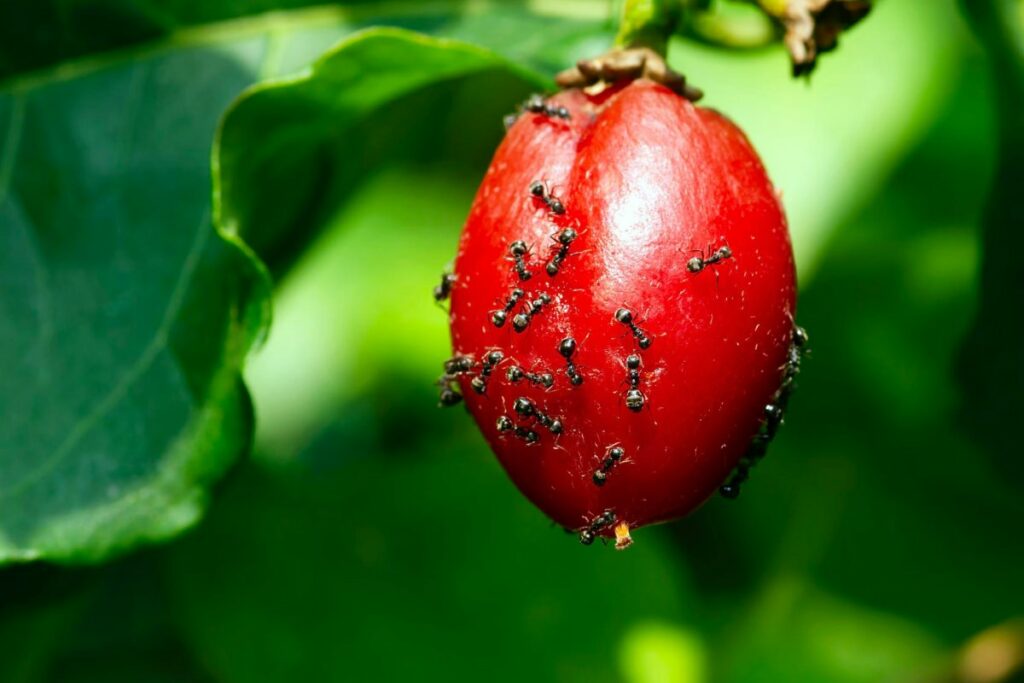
xmin=0 ymin=1 xmax=388 ymax=80
xmin=0 ymin=2 xmax=611 ymax=566
xmin=0 ymin=2 xmax=611 ymax=82
xmin=0 ymin=40 xmax=270 ymax=565
xmin=0 ymin=0 xmax=167 ymax=80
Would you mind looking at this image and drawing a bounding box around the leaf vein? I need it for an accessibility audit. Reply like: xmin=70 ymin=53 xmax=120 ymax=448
xmin=0 ymin=211 xmax=212 ymax=501
xmin=0 ymin=93 xmax=25 ymax=209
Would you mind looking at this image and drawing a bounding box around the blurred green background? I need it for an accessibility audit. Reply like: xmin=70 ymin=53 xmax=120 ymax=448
xmin=2 ymin=1 xmax=1023 ymax=682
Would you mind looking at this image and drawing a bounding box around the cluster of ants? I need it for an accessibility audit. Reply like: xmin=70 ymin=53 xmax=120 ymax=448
xmin=503 ymin=93 xmax=571 ymax=131
xmin=435 ymin=93 xmax=802 ymax=543
xmin=719 ymin=324 xmax=808 ymax=499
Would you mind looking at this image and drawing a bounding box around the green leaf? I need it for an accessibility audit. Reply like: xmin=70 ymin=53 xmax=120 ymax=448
xmin=0 ymin=0 xmax=166 ymax=80
xmin=0 ymin=0 xmax=382 ymax=80
xmin=0 ymin=2 xmax=611 ymax=567
xmin=0 ymin=37 xmax=271 ymax=565
xmin=213 ymin=28 xmax=549 ymax=274
xmin=0 ymin=2 xmax=611 ymax=82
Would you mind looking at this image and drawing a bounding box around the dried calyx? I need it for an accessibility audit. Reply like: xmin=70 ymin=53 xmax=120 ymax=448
xmin=769 ymin=0 xmax=873 ymax=76
xmin=555 ymin=47 xmax=703 ymax=102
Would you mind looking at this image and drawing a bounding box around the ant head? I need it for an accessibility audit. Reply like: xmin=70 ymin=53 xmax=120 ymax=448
xmin=559 ymin=337 xmax=577 ymax=358
xmin=513 ymin=397 xmax=535 ymax=416
xmin=626 ymin=388 xmax=645 ymax=411
xmin=793 ymin=325 xmax=809 ymax=348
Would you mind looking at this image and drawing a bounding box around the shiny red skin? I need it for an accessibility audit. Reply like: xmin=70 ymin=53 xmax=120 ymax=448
xmin=448 ymin=80 xmax=796 ymax=539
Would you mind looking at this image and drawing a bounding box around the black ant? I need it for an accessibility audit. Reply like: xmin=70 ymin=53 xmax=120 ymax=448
xmin=763 ymin=403 xmax=785 ymax=439
xmin=443 ymin=355 xmax=473 ymax=376
xmin=503 ymin=94 xmax=571 ymax=130
xmin=779 ymin=325 xmax=808 ymax=395
xmin=766 ymin=325 xmax=808 ymax=432
xmin=492 ymin=288 xmax=525 ymax=328
xmin=529 ymin=181 xmax=566 ymax=215
xmin=578 ymin=509 xmax=616 ymax=545
xmin=437 ymin=355 xmax=473 ymax=407
xmin=506 ymin=366 xmax=554 ymax=388
xmin=558 ymin=337 xmax=584 ymax=385
xmin=687 ymin=244 xmax=732 ymax=274
xmin=470 ymin=350 xmax=504 ymax=394
xmin=793 ymin=325 xmax=809 ymax=349
xmin=615 ymin=308 xmax=652 ymax=349
xmin=545 ymin=227 xmax=577 ymax=276
xmin=433 ymin=271 xmax=456 ymax=303
xmin=719 ymin=469 xmax=748 ymax=499
xmin=512 ymin=293 xmax=552 ymax=333
xmin=624 ymin=354 xmax=645 ymax=411
xmin=523 ymin=93 xmax=570 ymax=120
xmin=513 ymin=397 xmax=563 ymax=434
xmin=437 ymin=381 xmax=462 ymax=407
xmin=496 ymin=415 xmax=539 ymax=444
xmin=720 ymin=429 xmax=765 ymax=500
xmin=437 ymin=374 xmax=462 ymax=408
xmin=592 ymin=446 xmax=624 ymax=486
xmin=720 ymin=325 xmax=808 ymax=499
xmin=509 ymin=241 xmax=533 ymax=281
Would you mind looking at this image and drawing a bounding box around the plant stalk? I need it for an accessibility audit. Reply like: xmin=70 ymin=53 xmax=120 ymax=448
xmin=613 ymin=0 xmax=681 ymax=56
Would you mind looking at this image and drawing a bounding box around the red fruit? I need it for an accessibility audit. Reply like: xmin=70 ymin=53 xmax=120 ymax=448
xmin=444 ymin=80 xmax=797 ymax=547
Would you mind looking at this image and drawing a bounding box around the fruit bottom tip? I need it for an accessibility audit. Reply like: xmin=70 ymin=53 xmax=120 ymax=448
xmin=614 ymin=522 xmax=633 ymax=551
